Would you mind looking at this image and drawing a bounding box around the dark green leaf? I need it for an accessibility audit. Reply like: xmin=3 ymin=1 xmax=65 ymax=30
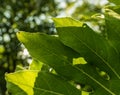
xmin=34 ymin=72 xmax=81 ymax=95
xmin=53 ymin=17 xmax=120 ymax=95
xmin=16 ymin=31 xmax=81 ymax=79
xmin=105 ymin=15 xmax=120 ymax=52
xmin=9 ymin=17 xmax=120 ymax=95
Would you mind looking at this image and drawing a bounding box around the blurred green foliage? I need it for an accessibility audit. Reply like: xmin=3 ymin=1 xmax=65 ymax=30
xmin=0 ymin=0 xmax=59 ymax=94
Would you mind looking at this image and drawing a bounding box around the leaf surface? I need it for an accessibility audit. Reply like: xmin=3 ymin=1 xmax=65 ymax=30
xmin=30 ymin=59 xmax=43 ymax=70
xmin=105 ymin=15 xmax=120 ymax=52
xmin=16 ymin=31 xmax=81 ymax=80
xmin=53 ymin=17 xmax=120 ymax=95
xmin=7 ymin=82 xmax=27 ymax=95
xmin=6 ymin=70 xmax=38 ymax=95
xmin=34 ymin=72 xmax=81 ymax=95
xmin=6 ymin=70 xmax=81 ymax=95
xmin=6 ymin=17 xmax=120 ymax=95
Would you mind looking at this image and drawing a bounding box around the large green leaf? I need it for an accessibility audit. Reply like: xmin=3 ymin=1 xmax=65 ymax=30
xmin=6 ymin=17 xmax=120 ymax=95
xmin=54 ymin=17 xmax=120 ymax=78
xmin=16 ymin=31 xmax=82 ymax=80
xmin=6 ymin=70 xmax=39 ymax=95
xmin=105 ymin=16 xmax=120 ymax=94
xmin=6 ymin=70 xmax=81 ymax=95
xmin=52 ymin=17 xmax=83 ymax=27
xmin=16 ymin=17 xmax=120 ymax=94
xmin=53 ymin=17 xmax=120 ymax=95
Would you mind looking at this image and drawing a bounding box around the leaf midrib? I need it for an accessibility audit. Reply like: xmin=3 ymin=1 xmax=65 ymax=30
xmin=39 ymin=34 xmax=116 ymax=95
xmin=33 ymin=47 xmax=115 ymax=94
xmin=25 ymin=33 xmax=117 ymax=94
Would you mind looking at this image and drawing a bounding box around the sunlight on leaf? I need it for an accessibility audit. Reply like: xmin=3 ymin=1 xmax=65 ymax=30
xmin=53 ymin=17 xmax=83 ymax=27
xmin=73 ymin=57 xmax=87 ymax=65
xmin=29 ymin=59 xmax=43 ymax=70
xmin=15 ymin=65 xmax=25 ymax=71
xmin=7 ymin=16 xmax=120 ymax=95
xmin=5 ymin=70 xmax=39 ymax=95
xmin=54 ymin=17 xmax=120 ymax=95
xmin=82 ymin=91 xmax=89 ymax=95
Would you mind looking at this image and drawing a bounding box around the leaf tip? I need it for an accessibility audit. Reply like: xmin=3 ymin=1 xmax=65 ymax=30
xmin=52 ymin=17 xmax=83 ymax=27
xmin=16 ymin=31 xmax=28 ymax=43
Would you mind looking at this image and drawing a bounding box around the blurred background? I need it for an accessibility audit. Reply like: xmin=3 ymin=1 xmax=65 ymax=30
xmin=0 ymin=0 xmax=111 ymax=94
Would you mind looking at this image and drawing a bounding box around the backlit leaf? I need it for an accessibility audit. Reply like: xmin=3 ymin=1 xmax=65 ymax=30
xmin=6 ymin=70 xmax=81 ymax=95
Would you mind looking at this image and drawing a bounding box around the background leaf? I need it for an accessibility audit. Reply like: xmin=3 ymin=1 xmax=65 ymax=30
xmin=108 ymin=0 xmax=120 ymax=5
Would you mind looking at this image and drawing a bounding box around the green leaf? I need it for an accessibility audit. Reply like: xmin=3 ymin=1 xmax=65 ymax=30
xmin=34 ymin=72 xmax=81 ymax=95
xmin=7 ymin=82 xmax=27 ymax=95
xmin=5 ymin=70 xmax=39 ymax=95
xmin=5 ymin=70 xmax=81 ymax=95
xmin=16 ymin=30 xmax=105 ymax=95
xmin=52 ymin=17 xmax=83 ymax=27
xmin=12 ymin=16 xmax=120 ymax=95
xmin=105 ymin=15 xmax=120 ymax=52
xmin=54 ymin=17 xmax=120 ymax=78
xmin=109 ymin=80 xmax=120 ymax=94
xmin=82 ymin=91 xmax=89 ymax=95
xmin=29 ymin=59 xmax=43 ymax=70
xmin=16 ymin=31 xmax=81 ymax=80
xmin=29 ymin=59 xmax=51 ymax=73
xmin=53 ymin=17 xmax=120 ymax=95
xmin=15 ymin=65 xmax=25 ymax=71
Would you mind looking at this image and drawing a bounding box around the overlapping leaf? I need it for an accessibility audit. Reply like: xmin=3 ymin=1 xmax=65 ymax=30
xmin=5 ymin=17 xmax=120 ymax=95
xmin=53 ymin=17 xmax=120 ymax=94
xmin=6 ymin=70 xmax=80 ymax=95
xmin=6 ymin=70 xmax=38 ymax=95
xmin=6 ymin=31 xmax=82 ymax=95
xmin=16 ymin=31 xmax=81 ymax=78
